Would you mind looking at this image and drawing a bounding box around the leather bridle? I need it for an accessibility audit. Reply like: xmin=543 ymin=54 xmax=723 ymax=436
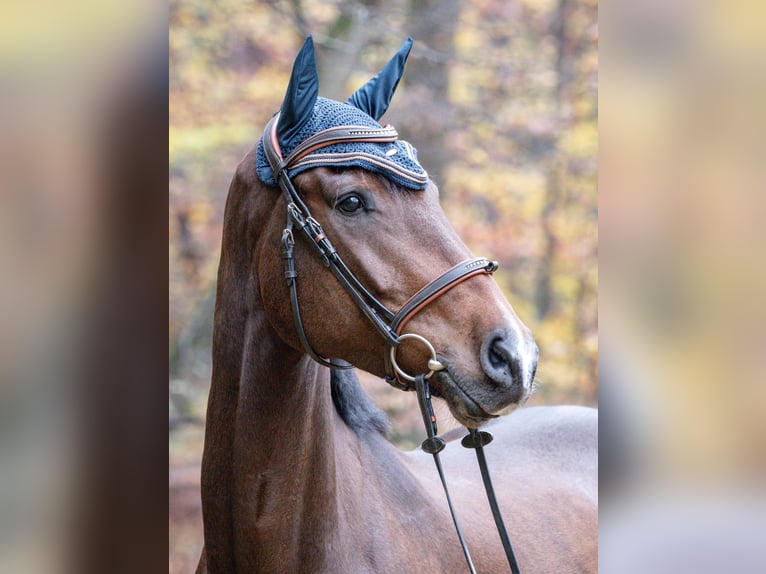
xmin=262 ymin=113 xmax=498 ymax=390
xmin=262 ymin=114 xmax=521 ymax=573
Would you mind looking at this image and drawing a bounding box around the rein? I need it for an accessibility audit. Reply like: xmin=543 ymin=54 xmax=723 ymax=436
xmin=415 ymin=374 xmax=522 ymax=574
xmin=262 ymin=114 xmax=521 ymax=573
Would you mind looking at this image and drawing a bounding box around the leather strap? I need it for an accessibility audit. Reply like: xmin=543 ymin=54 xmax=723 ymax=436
xmin=462 ymin=430 xmax=522 ymax=574
xmin=391 ymin=258 xmax=498 ymax=333
xmin=415 ymin=374 xmax=523 ymax=574
xmin=281 ymin=227 xmax=352 ymax=369
xmin=415 ymin=375 xmax=477 ymax=574
xmin=384 ymin=258 xmax=498 ymax=390
xmin=283 ymin=124 xmax=398 ymax=167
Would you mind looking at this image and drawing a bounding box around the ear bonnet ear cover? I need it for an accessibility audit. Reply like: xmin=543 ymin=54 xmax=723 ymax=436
xmin=256 ymin=37 xmax=428 ymax=190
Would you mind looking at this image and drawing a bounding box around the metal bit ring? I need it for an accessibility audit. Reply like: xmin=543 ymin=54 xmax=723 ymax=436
xmin=390 ymin=333 xmax=445 ymax=383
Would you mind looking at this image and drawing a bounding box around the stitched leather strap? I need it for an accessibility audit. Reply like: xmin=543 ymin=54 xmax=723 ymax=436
xmin=391 ymin=257 xmax=498 ymax=333
xmin=283 ymin=124 xmax=398 ymax=167
xmin=384 ymin=257 xmax=498 ymax=389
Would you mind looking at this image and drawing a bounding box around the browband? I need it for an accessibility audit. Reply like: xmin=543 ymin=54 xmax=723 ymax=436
xmin=267 ymin=113 xmax=398 ymax=177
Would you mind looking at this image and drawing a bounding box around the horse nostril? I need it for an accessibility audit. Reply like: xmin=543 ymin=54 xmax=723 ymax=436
xmin=482 ymin=331 xmax=522 ymax=387
xmin=488 ymin=340 xmax=506 ymax=369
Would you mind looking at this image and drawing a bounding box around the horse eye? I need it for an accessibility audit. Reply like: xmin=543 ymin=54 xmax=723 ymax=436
xmin=336 ymin=194 xmax=365 ymax=215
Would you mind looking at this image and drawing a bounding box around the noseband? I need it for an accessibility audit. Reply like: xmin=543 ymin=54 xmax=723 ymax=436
xmin=262 ymin=114 xmax=521 ymax=574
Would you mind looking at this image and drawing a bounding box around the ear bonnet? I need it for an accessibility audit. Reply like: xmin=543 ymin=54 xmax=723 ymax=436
xmin=256 ymin=36 xmax=428 ymax=190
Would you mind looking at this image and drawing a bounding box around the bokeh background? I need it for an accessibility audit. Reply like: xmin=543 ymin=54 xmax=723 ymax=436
xmin=169 ymin=1 xmax=597 ymax=570
xmin=1 ymin=1 xmax=763 ymax=573
xmin=599 ymin=0 xmax=766 ymax=571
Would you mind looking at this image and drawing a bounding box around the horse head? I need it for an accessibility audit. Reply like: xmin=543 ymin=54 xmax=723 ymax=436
xmin=250 ymin=36 xmax=538 ymax=427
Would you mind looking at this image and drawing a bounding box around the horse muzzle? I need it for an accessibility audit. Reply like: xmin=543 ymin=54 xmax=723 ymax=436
xmin=480 ymin=328 xmax=539 ymax=396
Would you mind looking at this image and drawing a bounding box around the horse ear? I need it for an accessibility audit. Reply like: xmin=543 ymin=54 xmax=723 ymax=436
xmin=346 ymin=38 xmax=413 ymax=121
xmin=276 ymin=36 xmax=319 ymax=150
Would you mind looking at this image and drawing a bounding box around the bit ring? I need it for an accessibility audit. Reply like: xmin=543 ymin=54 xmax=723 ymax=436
xmin=390 ymin=333 xmax=445 ymax=383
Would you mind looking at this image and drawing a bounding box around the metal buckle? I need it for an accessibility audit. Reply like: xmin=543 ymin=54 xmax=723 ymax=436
xmin=287 ymin=203 xmax=306 ymax=227
xmin=305 ymin=216 xmax=324 ymax=238
xmin=281 ymin=227 xmax=294 ymax=248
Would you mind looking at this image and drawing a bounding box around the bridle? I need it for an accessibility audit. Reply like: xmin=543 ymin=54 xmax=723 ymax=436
xmin=262 ymin=113 xmax=498 ymax=390
xmin=262 ymin=113 xmax=521 ymax=574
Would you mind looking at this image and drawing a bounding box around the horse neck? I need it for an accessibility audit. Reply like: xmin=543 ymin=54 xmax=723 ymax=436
xmin=205 ymin=265 xmax=456 ymax=573
xmin=223 ymin=311 xmax=461 ymax=573
xmin=202 ymin=167 xmax=456 ymax=573
xmin=235 ymin=310 xmax=346 ymax=566
xmin=204 ymin=289 xmax=349 ymax=572
xmin=201 ymin=171 xmax=357 ymax=572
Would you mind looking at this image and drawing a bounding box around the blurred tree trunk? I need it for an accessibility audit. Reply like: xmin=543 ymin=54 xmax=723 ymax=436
xmin=397 ymin=0 xmax=460 ymax=188
xmin=316 ymin=2 xmax=383 ymax=101
xmin=535 ymin=0 xmax=572 ymax=320
xmin=288 ymin=0 xmax=384 ymax=101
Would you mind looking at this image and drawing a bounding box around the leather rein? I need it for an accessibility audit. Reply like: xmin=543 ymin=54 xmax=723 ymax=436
xmin=262 ymin=114 xmax=521 ymax=573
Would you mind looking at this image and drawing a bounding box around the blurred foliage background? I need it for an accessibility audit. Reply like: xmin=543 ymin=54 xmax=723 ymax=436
xmin=4 ymin=0 xmax=764 ymax=572
xmin=169 ymin=1 xmax=596 ymax=569
xmin=169 ymin=0 xmax=597 ymax=419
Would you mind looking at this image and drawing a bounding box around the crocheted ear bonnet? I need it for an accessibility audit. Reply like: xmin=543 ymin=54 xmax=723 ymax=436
xmin=256 ymin=37 xmax=428 ymax=191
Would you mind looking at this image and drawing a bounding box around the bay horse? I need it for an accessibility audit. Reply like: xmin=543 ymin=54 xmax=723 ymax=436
xmin=197 ymin=37 xmax=597 ymax=573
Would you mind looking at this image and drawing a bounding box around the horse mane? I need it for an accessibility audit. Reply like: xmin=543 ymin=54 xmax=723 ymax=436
xmin=330 ymin=366 xmax=391 ymax=437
